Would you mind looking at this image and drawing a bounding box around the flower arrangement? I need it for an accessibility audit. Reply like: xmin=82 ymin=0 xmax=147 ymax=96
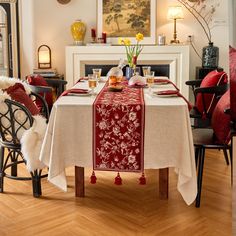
xmin=118 ymin=33 xmax=144 ymax=68
xmin=177 ymin=0 xmax=220 ymax=43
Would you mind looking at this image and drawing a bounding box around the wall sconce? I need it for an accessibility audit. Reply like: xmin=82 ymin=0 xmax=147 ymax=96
xmin=167 ymin=6 xmax=184 ymax=44
xmin=38 ymin=44 xmax=51 ymax=69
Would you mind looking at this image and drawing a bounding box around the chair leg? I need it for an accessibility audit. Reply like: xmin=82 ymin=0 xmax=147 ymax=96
xmin=195 ymin=147 xmax=199 ymax=169
xmin=229 ymin=145 xmax=233 ymax=185
xmin=223 ymin=149 xmax=230 ymax=166
xmin=0 ymin=146 xmax=4 ymax=193
xmin=11 ymin=151 xmax=18 ymax=177
xmin=31 ymin=170 xmax=42 ymax=198
xmin=196 ymin=148 xmax=205 ymax=208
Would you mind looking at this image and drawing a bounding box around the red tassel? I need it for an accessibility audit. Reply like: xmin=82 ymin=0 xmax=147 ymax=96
xmin=90 ymin=171 xmax=97 ymax=184
xmin=114 ymin=172 xmax=122 ymax=185
xmin=139 ymin=172 xmax=146 ymax=185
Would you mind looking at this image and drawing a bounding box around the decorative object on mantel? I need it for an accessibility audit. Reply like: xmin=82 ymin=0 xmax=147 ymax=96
xmin=38 ymin=45 xmax=51 ymax=69
xmin=97 ymin=0 xmax=156 ymax=45
xmin=71 ymin=19 xmax=86 ymax=45
xmin=167 ymin=6 xmax=184 ymax=44
xmin=118 ymin=33 xmax=144 ymax=79
xmin=177 ymin=0 xmax=220 ymax=68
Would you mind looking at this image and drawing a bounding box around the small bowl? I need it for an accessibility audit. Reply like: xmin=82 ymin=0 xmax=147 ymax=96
xmin=108 ymin=85 xmax=123 ymax=92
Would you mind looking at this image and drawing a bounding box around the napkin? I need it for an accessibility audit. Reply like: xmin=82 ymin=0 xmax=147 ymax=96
xmin=154 ymin=79 xmax=179 ymax=91
xmin=129 ymin=82 xmax=147 ymax=88
xmin=60 ymin=88 xmax=89 ymax=97
xmin=155 ymin=90 xmax=193 ymax=111
xmin=76 ymin=77 xmax=88 ymax=84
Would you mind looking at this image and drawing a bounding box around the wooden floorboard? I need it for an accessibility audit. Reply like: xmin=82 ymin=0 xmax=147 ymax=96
xmin=0 ymin=150 xmax=232 ymax=236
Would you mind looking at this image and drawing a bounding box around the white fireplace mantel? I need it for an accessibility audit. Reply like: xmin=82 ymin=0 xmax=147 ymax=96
xmin=65 ymin=45 xmax=190 ymax=97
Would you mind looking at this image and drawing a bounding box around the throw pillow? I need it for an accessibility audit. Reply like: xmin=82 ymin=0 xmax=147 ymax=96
xmin=5 ymin=83 xmax=40 ymax=116
xmin=229 ymin=46 xmax=236 ymax=121
xmin=26 ymin=74 xmax=53 ymax=108
xmin=211 ymin=90 xmax=231 ymax=144
xmin=195 ymin=70 xmax=228 ymax=117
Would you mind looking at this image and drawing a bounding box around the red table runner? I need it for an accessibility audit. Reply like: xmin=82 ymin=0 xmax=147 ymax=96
xmin=93 ymin=82 xmax=145 ymax=178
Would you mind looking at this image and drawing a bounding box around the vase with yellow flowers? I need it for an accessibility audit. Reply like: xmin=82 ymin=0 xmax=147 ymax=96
xmin=118 ymin=33 xmax=144 ymax=79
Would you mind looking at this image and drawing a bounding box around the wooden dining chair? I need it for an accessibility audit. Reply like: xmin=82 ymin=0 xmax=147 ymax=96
xmin=193 ymin=90 xmax=232 ymax=207
xmin=186 ymin=70 xmax=228 ymax=128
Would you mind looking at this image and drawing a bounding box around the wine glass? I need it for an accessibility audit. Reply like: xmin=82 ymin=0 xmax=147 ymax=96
xmin=92 ymin=68 xmax=102 ymax=82
xmin=88 ymin=74 xmax=97 ymax=95
xmin=142 ymin=66 xmax=151 ymax=77
xmin=146 ymin=71 xmax=155 ymax=95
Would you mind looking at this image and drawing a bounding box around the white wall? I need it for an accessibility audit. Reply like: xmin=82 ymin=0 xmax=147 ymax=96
xmin=20 ymin=0 xmax=230 ymax=83
xmin=19 ymin=0 xmax=35 ymax=77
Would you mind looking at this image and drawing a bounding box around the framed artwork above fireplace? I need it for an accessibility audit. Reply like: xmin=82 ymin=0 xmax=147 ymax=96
xmin=97 ymin=0 xmax=156 ymax=45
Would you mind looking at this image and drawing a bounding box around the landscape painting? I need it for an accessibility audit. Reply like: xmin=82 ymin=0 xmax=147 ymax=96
xmin=97 ymin=0 xmax=156 ymax=44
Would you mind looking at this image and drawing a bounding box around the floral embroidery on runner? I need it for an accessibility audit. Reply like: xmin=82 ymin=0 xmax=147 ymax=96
xmin=93 ymin=82 xmax=145 ymax=172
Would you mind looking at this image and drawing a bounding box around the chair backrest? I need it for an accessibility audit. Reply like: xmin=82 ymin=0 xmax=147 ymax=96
xmin=0 ymin=99 xmax=34 ymax=146
xmin=211 ymin=90 xmax=231 ymax=144
xmin=26 ymin=74 xmax=53 ymax=109
xmin=195 ymin=70 xmax=228 ymax=118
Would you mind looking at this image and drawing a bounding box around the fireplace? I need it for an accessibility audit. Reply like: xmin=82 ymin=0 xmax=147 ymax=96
xmin=85 ymin=64 xmax=170 ymax=77
xmin=66 ymin=45 xmax=190 ymax=97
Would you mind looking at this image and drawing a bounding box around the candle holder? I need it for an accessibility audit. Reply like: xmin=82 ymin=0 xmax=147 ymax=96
xmin=91 ymin=28 xmax=97 ymax=43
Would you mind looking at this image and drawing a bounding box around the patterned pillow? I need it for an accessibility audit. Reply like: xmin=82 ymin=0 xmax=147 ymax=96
xmin=211 ymin=90 xmax=231 ymax=144
xmin=5 ymin=83 xmax=40 ymax=116
xmin=229 ymin=46 xmax=236 ymax=121
xmin=26 ymin=74 xmax=53 ymax=108
xmin=195 ymin=70 xmax=228 ymax=117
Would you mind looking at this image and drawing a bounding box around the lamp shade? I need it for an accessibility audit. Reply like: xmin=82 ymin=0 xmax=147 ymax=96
xmin=38 ymin=45 xmax=51 ymax=69
xmin=167 ymin=6 xmax=184 ymax=20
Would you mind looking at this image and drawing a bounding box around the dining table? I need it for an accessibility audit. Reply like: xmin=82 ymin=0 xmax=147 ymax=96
xmin=39 ymin=76 xmax=197 ymax=205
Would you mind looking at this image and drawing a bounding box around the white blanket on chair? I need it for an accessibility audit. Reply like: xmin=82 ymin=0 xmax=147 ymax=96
xmin=21 ymin=115 xmax=47 ymax=172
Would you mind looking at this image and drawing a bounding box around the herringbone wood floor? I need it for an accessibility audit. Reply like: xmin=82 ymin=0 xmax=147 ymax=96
xmin=0 ymin=150 xmax=232 ymax=236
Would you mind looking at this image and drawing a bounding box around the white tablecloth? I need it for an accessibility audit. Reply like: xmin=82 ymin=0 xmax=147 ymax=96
xmin=39 ymin=78 xmax=197 ymax=205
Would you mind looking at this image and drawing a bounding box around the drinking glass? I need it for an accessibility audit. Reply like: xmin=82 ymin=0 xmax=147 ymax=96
xmin=142 ymin=66 xmax=151 ymax=77
xmin=133 ymin=66 xmax=141 ymax=76
xmin=88 ymin=74 xmax=97 ymax=95
xmin=146 ymin=71 xmax=155 ymax=95
xmin=92 ymin=68 xmax=102 ymax=81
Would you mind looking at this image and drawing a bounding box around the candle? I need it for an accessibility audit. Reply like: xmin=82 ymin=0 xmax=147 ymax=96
xmin=102 ymin=32 xmax=107 ymax=44
xmin=91 ymin=28 xmax=96 ymax=38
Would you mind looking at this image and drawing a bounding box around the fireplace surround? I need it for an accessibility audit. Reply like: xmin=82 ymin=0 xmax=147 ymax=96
xmin=65 ymin=45 xmax=190 ymax=97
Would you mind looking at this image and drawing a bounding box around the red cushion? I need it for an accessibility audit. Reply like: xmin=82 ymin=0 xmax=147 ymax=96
xmin=211 ymin=90 xmax=231 ymax=144
xmin=195 ymin=70 xmax=228 ymax=117
xmin=5 ymin=83 xmax=40 ymax=116
xmin=230 ymin=46 xmax=236 ymax=121
xmin=26 ymin=74 xmax=53 ymax=108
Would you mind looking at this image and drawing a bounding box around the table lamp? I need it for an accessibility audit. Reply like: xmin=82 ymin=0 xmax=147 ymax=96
xmin=167 ymin=6 xmax=184 ymax=44
xmin=38 ymin=44 xmax=51 ymax=69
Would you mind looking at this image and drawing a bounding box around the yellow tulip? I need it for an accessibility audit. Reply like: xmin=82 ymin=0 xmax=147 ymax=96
xmin=124 ymin=38 xmax=131 ymax=46
xmin=136 ymin=33 xmax=144 ymax=42
xmin=118 ymin=37 xmax=124 ymax=45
